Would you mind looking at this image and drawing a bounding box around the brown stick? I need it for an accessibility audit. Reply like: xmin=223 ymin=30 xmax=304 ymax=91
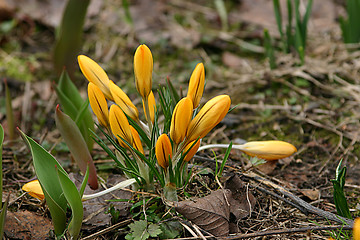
xmin=243 ymin=171 xmax=354 ymax=226
xmin=219 ymin=225 xmax=353 ymax=240
xmin=165 ymin=225 xmax=352 ymax=240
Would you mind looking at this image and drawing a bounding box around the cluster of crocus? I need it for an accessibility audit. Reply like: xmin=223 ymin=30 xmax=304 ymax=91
xmin=76 ymin=44 xmax=298 ymax=200
xmin=78 ymin=44 xmax=232 ymax=196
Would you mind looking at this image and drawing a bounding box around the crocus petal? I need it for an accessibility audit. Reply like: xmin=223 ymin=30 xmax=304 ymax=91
xmin=142 ymin=91 xmax=156 ymax=124
xmin=170 ymin=97 xmax=193 ymax=144
xmin=187 ymin=63 xmax=205 ymax=108
xmin=109 ymin=80 xmax=139 ymax=121
xmin=155 ymin=134 xmax=172 ymax=170
xmin=109 ymin=105 xmax=133 ymax=147
xmin=134 ymin=44 xmax=153 ymax=99
xmin=88 ymin=82 xmax=109 ymax=127
xmin=22 ymin=180 xmax=45 ymax=200
xmin=130 ymin=126 xmax=144 ymax=154
xmin=238 ymin=140 xmax=297 ymax=161
xmin=183 ymin=139 xmax=201 ymax=162
xmin=78 ymin=55 xmax=113 ymax=100
xmin=354 ymin=218 xmax=360 ymax=240
xmin=186 ymin=95 xmax=231 ymax=143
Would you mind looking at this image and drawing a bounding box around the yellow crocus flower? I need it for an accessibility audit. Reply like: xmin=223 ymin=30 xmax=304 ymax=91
xmin=238 ymin=140 xmax=297 ymax=161
xmin=170 ymin=97 xmax=193 ymax=145
xmin=78 ymin=55 xmax=113 ymax=100
xmin=88 ymin=82 xmax=109 ymax=127
xmin=354 ymin=218 xmax=360 ymax=240
xmin=134 ymin=44 xmax=153 ymax=99
xmin=183 ymin=139 xmax=200 ymax=162
xmin=109 ymin=80 xmax=139 ymax=121
xmin=155 ymin=134 xmax=172 ymax=170
xmin=130 ymin=126 xmax=144 ymax=154
xmin=142 ymin=91 xmax=156 ymax=124
xmin=187 ymin=63 xmax=205 ymax=108
xmin=109 ymin=104 xmax=133 ymax=148
xmin=22 ymin=180 xmax=44 ymax=200
xmin=186 ymin=95 xmax=231 ymax=143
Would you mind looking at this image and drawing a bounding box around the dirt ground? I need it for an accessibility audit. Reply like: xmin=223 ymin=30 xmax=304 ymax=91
xmin=1 ymin=0 xmax=360 ymax=239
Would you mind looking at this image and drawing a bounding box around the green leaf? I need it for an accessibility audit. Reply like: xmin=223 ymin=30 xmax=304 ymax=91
xmin=57 ymin=168 xmax=83 ymax=239
xmin=19 ymin=129 xmax=67 ymax=236
xmin=263 ymin=29 xmax=276 ymax=69
xmin=0 ymin=194 xmax=9 ymax=240
xmin=126 ymin=220 xmax=162 ymax=240
xmin=331 ymin=159 xmax=352 ymax=219
xmin=166 ymin=77 xmax=180 ymax=104
xmin=273 ymin=0 xmax=284 ymax=45
xmin=53 ymin=0 xmax=90 ymax=75
xmin=56 ymin=70 xmax=94 ymax=151
xmin=55 ymin=106 xmax=98 ymax=190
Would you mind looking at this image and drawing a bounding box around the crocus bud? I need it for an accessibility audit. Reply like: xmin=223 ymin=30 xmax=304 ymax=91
xmin=88 ymin=83 xmax=109 ymax=127
xmin=183 ymin=139 xmax=200 ymax=162
xmin=142 ymin=91 xmax=156 ymax=124
xmin=186 ymin=95 xmax=231 ymax=143
xmin=109 ymin=105 xmax=133 ymax=147
xmin=170 ymin=97 xmax=193 ymax=144
xmin=134 ymin=44 xmax=153 ymax=99
xmin=155 ymin=134 xmax=172 ymax=170
xmin=78 ymin=55 xmax=113 ymax=100
xmin=109 ymin=80 xmax=139 ymax=121
xmin=354 ymin=218 xmax=360 ymax=240
xmin=22 ymin=180 xmax=45 ymax=200
xmin=238 ymin=140 xmax=297 ymax=161
xmin=187 ymin=63 xmax=205 ymax=108
xmin=130 ymin=126 xmax=144 ymax=154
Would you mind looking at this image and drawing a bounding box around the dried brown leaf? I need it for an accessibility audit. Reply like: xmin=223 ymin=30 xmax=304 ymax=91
xmin=175 ymin=189 xmax=230 ymax=237
xmin=225 ymin=174 xmax=256 ymax=220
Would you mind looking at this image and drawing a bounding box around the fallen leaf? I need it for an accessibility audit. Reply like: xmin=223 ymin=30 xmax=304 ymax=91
xmin=4 ymin=210 xmax=52 ymax=239
xmin=256 ymin=161 xmax=277 ymax=175
xmin=224 ymin=174 xmax=256 ymax=221
xmin=300 ymin=189 xmax=320 ymax=201
xmin=175 ymin=189 xmax=230 ymax=237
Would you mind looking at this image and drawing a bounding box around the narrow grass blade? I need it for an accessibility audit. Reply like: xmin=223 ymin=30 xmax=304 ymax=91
xmin=263 ymin=29 xmax=277 ymax=69
xmin=301 ymin=0 xmax=313 ymax=48
xmin=273 ymin=0 xmax=284 ymax=42
xmin=218 ymin=142 xmax=232 ymax=177
xmin=80 ymin=166 xmax=90 ymax=197
xmin=122 ymin=0 xmax=133 ymax=25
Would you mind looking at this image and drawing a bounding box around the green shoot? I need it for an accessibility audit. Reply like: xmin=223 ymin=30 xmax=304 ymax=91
xmin=53 ymin=0 xmax=90 ymax=75
xmin=331 ymin=159 xmax=352 ymax=220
